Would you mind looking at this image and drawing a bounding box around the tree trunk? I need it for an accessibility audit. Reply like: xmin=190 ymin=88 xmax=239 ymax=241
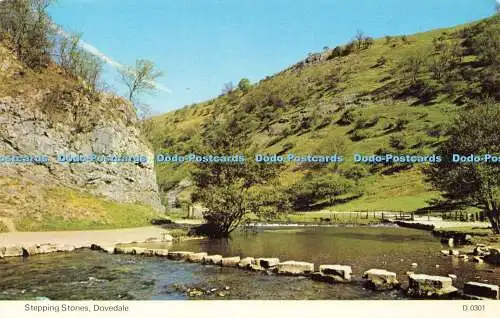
xmin=486 ymin=208 xmax=500 ymax=234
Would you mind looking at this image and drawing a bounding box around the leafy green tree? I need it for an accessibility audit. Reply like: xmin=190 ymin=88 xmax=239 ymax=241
xmin=119 ymin=59 xmax=164 ymax=103
xmin=191 ymin=112 xmax=286 ymax=237
xmin=289 ymin=173 xmax=354 ymax=209
xmin=424 ymin=102 xmax=500 ymax=233
xmin=237 ymin=78 xmax=251 ymax=93
xmin=401 ymin=53 xmax=426 ymax=84
xmin=476 ymin=21 xmax=500 ymax=66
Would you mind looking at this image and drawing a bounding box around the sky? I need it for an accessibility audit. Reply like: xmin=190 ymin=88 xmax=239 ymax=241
xmin=48 ymin=0 xmax=497 ymax=114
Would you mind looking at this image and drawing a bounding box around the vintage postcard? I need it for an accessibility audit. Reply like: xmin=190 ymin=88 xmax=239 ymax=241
xmin=0 ymin=0 xmax=499 ymax=317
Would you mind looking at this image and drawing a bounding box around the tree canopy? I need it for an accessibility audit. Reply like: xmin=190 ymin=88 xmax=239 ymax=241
xmin=191 ymin=111 xmax=287 ymax=237
xmin=425 ymin=101 xmax=500 ymax=233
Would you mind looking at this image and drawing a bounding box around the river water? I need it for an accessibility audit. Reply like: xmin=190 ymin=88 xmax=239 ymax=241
xmin=0 ymin=226 xmax=498 ymax=300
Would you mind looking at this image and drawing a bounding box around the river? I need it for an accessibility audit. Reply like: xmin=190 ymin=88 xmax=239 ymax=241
xmin=0 ymin=226 xmax=498 ymax=300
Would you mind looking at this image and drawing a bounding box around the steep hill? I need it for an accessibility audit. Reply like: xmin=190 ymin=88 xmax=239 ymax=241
xmin=0 ymin=43 xmax=164 ymax=231
xmin=148 ymin=15 xmax=499 ymax=214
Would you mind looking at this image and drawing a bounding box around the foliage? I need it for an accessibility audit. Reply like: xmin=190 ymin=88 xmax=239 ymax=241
xmin=389 ymin=133 xmax=407 ymax=150
xmin=288 ymin=173 xmax=354 ymax=210
xmin=54 ymin=31 xmax=103 ymax=91
xmin=400 ymin=53 xmax=426 ymax=83
xmin=191 ymin=112 xmax=286 ymax=237
xmin=0 ymin=0 xmax=55 ymax=68
xmin=424 ymin=101 xmax=500 ymax=233
xmin=119 ymin=59 xmax=164 ymax=103
xmin=237 ymin=78 xmax=251 ymax=93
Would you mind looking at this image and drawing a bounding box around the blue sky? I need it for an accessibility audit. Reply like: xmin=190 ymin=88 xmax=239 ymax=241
xmin=48 ymin=0 xmax=497 ymax=114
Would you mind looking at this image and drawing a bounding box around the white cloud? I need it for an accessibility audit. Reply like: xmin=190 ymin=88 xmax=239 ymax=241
xmin=55 ymin=27 xmax=172 ymax=94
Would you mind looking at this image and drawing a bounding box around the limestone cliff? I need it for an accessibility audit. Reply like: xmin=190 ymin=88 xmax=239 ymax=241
xmin=0 ymin=44 xmax=164 ymax=231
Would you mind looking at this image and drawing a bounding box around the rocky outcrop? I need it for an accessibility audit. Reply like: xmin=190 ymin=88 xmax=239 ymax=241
xmin=0 ymin=91 xmax=164 ymax=224
xmin=407 ymin=274 xmax=458 ymax=298
xmin=362 ymin=269 xmax=399 ymax=290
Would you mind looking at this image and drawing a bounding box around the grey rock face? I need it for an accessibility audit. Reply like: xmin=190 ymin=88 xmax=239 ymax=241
xmin=0 ymin=95 xmax=164 ymax=213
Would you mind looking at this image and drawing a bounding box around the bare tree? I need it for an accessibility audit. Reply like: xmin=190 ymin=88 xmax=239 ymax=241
xmin=54 ymin=31 xmax=103 ymax=90
xmin=221 ymin=82 xmax=235 ymax=95
xmin=355 ymin=29 xmax=365 ymax=50
xmin=119 ymin=59 xmax=164 ymax=103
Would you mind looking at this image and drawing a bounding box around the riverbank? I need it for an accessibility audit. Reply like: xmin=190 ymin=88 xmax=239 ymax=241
xmin=0 ymin=226 xmax=170 ymax=248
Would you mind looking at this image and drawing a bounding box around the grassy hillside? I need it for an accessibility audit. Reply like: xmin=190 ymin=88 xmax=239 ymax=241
xmin=148 ymin=15 xmax=499 ymax=215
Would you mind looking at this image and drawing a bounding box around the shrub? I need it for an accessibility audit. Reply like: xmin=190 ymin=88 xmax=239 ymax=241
xmin=350 ymin=130 xmax=370 ymax=141
xmin=375 ymin=56 xmax=387 ymax=67
xmin=282 ymin=142 xmax=294 ymax=152
xmin=427 ymin=124 xmax=443 ymax=138
xmin=389 ymin=133 xmax=407 ymax=150
xmin=238 ymin=78 xmax=252 ymax=93
xmin=341 ymin=165 xmax=369 ymax=181
xmin=338 ymin=109 xmax=356 ymax=126
xmin=395 ymin=118 xmax=409 ymax=131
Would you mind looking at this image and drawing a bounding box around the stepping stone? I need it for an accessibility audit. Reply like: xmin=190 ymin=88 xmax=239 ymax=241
xmin=277 ymin=261 xmax=314 ymax=276
xmin=221 ymin=256 xmax=241 ymax=267
xmin=202 ymin=255 xmax=223 ymax=265
xmin=363 ymin=269 xmax=399 ymax=290
xmin=154 ymin=249 xmax=169 ymax=257
xmin=320 ymin=265 xmax=352 ymax=282
xmin=407 ymin=273 xmax=458 ymax=298
xmin=237 ymin=257 xmax=255 ymax=269
xmin=167 ymin=251 xmax=193 ymax=261
xmin=114 ymin=246 xmax=135 ymax=254
xmin=463 ymin=282 xmax=499 ymax=300
xmin=188 ymin=252 xmax=208 ymax=263
xmin=256 ymin=258 xmax=280 ymax=269
xmin=3 ymin=246 xmax=25 ymax=257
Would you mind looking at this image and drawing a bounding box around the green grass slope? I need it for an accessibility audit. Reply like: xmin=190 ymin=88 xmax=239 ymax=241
xmin=147 ymin=15 xmax=499 ymax=214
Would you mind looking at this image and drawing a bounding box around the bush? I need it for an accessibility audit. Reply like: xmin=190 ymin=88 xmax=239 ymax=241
xmin=427 ymin=124 xmax=443 ymax=138
xmin=350 ymin=130 xmax=370 ymax=141
xmin=389 ymin=133 xmax=407 ymax=150
xmin=328 ymin=46 xmax=343 ymax=59
xmin=282 ymin=142 xmax=294 ymax=152
xmin=238 ymin=78 xmax=252 ymax=93
xmin=375 ymin=56 xmax=387 ymax=67
xmin=341 ymin=165 xmax=369 ymax=181
xmin=338 ymin=109 xmax=356 ymax=126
